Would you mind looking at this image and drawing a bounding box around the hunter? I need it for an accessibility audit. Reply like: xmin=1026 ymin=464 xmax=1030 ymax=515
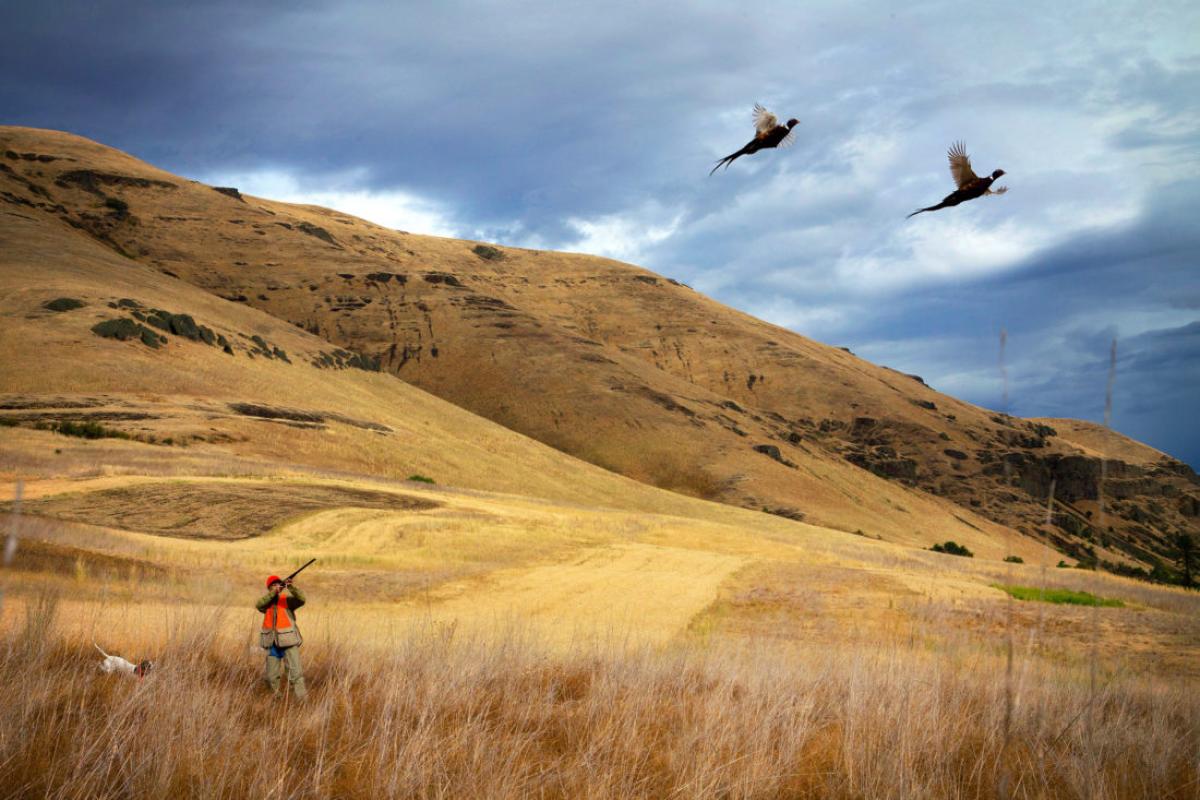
xmin=256 ymin=575 xmax=307 ymax=699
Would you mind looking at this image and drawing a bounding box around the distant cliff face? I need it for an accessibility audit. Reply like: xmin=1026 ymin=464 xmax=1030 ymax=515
xmin=2 ymin=126 xmax=1196 ymax=577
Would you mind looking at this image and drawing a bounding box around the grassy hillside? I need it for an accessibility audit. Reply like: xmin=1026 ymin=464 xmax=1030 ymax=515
xmin=3 ymin=125 xmax=1195 ymax=576
xmin=0 ymin=198 xmax=786 ymax=521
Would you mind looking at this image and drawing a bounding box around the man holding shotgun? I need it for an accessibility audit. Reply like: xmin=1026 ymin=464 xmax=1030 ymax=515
xmin=256 ymin=559 xmax=315 ymax=699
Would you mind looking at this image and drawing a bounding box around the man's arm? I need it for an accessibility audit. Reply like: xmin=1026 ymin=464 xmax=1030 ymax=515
xmin=255 ymin=591 xmax=277 ymax=612
xmin=286 ymin=584 xmax=306 ymax=610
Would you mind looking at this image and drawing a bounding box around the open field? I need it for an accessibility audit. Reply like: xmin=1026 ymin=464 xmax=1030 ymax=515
xmin=4 ymin=465 xmax=1197 ymax=664
xmin=2 ymin=589 xmax=1197 ymax=799
xmin=3 ymin=421 xmax=1199 ymax=799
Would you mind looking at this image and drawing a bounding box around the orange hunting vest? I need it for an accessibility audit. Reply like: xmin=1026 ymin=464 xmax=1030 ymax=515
xmin=261 ymin=594 xmax=302 ymax=648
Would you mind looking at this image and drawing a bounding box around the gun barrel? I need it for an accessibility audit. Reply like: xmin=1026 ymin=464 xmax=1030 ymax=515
xmin=283 ymin=558 xmax=317 ymax=583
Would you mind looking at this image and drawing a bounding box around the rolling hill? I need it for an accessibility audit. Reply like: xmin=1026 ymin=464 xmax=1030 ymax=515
xmin=1 ymin=125 xmax=1196 ymax=575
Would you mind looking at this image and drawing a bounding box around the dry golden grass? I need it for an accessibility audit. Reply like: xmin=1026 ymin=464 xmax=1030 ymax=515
xmin=4 ymin=468 xmax=1197 ymax=664
xmin=8 ymin=123 xmax=1178 ymax=561
xmin=1031 ymin=417 xmax=1173 ymax=466
xmin=1 ymin=464 xmax=1197 ymax=798
xmin=1 ymin=591 xmax=1196 ymax=800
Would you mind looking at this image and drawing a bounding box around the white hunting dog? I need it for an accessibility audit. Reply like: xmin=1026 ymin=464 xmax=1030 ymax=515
xmin=94 ymin=642 xmax=153 ymax=678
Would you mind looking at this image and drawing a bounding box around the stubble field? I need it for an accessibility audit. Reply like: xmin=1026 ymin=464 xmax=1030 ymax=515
xmin=1 ymin=451 xmax=1197 ymax=798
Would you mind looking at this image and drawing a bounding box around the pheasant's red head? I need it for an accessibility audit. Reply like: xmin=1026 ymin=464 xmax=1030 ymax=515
xmin=786 ymin=119 xmax=800 ymax=128
xmin=992 ymin=169 xmax=1006 ymax=178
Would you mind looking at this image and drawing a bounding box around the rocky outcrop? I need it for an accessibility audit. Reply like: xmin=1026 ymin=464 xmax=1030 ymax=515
xmin=753 ymin=444 xmax=796 ymax=468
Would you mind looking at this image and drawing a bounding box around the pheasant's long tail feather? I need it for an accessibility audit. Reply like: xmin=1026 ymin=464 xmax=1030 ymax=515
xmin=709 ymin=140 xmax=757 ymax=175
xmin=709 ymin=153 xmax=738 ymax=176
xmin=906 ymin=203 xmax=942 ymax=219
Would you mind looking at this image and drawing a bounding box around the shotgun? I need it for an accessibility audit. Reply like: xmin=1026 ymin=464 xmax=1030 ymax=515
xmin=274 ymin=558 xmax=316 ymax=588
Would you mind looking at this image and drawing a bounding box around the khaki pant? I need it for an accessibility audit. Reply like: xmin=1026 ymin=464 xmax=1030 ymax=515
xmin=264 ymin=646 xmax=307 ymax=699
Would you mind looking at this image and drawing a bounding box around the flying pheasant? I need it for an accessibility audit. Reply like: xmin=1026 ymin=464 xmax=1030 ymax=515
xmin=709 ymin=104 xmax=799 ymax=175
xmin=906 ymin=141 xmax=1007 ymax=218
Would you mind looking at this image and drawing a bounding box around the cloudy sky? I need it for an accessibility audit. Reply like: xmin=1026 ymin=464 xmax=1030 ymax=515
xmin=3 ymin=0 xmax=1197 ymax=465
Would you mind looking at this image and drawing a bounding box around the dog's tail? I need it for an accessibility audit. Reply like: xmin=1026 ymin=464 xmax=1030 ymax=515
xmin=93 ymin=640 xmax=110 ymax=659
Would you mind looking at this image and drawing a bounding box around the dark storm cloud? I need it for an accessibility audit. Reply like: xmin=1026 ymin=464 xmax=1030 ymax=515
xmin=846 ymin=181 xmax=1200 ymax=465
xmin=3 ymin=0 xmax=772 ymax=227
xmin=2 ymin=0 xmax=1197 ymax=464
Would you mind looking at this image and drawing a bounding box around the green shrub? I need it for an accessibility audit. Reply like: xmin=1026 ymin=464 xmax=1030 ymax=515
xmin=43 ymin=297 xmax=85 ymax=312
xmin=91 ymin=318 xmax=140 ymax=340
xmin=1149 ymin=562 xmax=1176 ymax=584
xmin=407 ymin=474 xmax=435 ymax=484
xmin=992 ymin=584 xmax=1123 ymax=607
xmin=140 ymin=328 xmax=163 ymax=349
xmin=43 ymin=420 xmax=131 ymax=441
xmin=931 ymin=540 xmax=973 ymax=557
xmin=472 ymin=244 xmax=503 ymax=261
xmin=91 ymin=318 xmax=167 ymax=348
xmin=1003 ymin=555 xmax=1024 ymax=564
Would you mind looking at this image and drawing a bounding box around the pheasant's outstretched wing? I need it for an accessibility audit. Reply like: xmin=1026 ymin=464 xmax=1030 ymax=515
xmin=753 ymin=104 xmax=778 ymax=138
xmin=948 ymin=141 xmax=979 ymax=188
xmin=778 ymin=127 xmax=798 ymax=148
xmin=986 ymin=186 xmax=1008 ymax=196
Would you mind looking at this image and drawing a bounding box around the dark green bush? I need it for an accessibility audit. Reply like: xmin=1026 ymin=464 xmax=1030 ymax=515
xmin=1150 ymin=562 xmax=1176 ymax=583
xmin=472 ymin=244 xmax=503 ymax=261
xmin=44 ymin=420 xmax=131 ymax=440
xmin=1004 ymin=555 xmax=1024 ymax=563
xmin=92 ymin=318 xmax=167 ymax=349
xmin=930 ymin=540 xmax=973 ymax=557
xmin=407 ymin=474 xmax=435 ymax=484
xmin=43 ymin=297 xmax=85 ymax=312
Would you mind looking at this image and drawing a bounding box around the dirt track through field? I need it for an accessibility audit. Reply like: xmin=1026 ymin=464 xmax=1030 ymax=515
xmin=6 ymin=543 xmax=747 ymax=652
xmin=406 ymin=543 xmax=748 ymax=646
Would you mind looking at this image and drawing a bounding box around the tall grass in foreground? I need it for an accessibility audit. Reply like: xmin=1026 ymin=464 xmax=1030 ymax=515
xmin=0 ymin=600 xmax=1195 ymax=799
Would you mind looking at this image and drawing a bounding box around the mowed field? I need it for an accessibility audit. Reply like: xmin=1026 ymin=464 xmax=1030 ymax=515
xmin=4 ymin=460 xmax=1197 ymax=668
xmin=2 ymin=470 xmax=753 ymax=649
xmin=2 ymin=456 xmax=1199 ymax=798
